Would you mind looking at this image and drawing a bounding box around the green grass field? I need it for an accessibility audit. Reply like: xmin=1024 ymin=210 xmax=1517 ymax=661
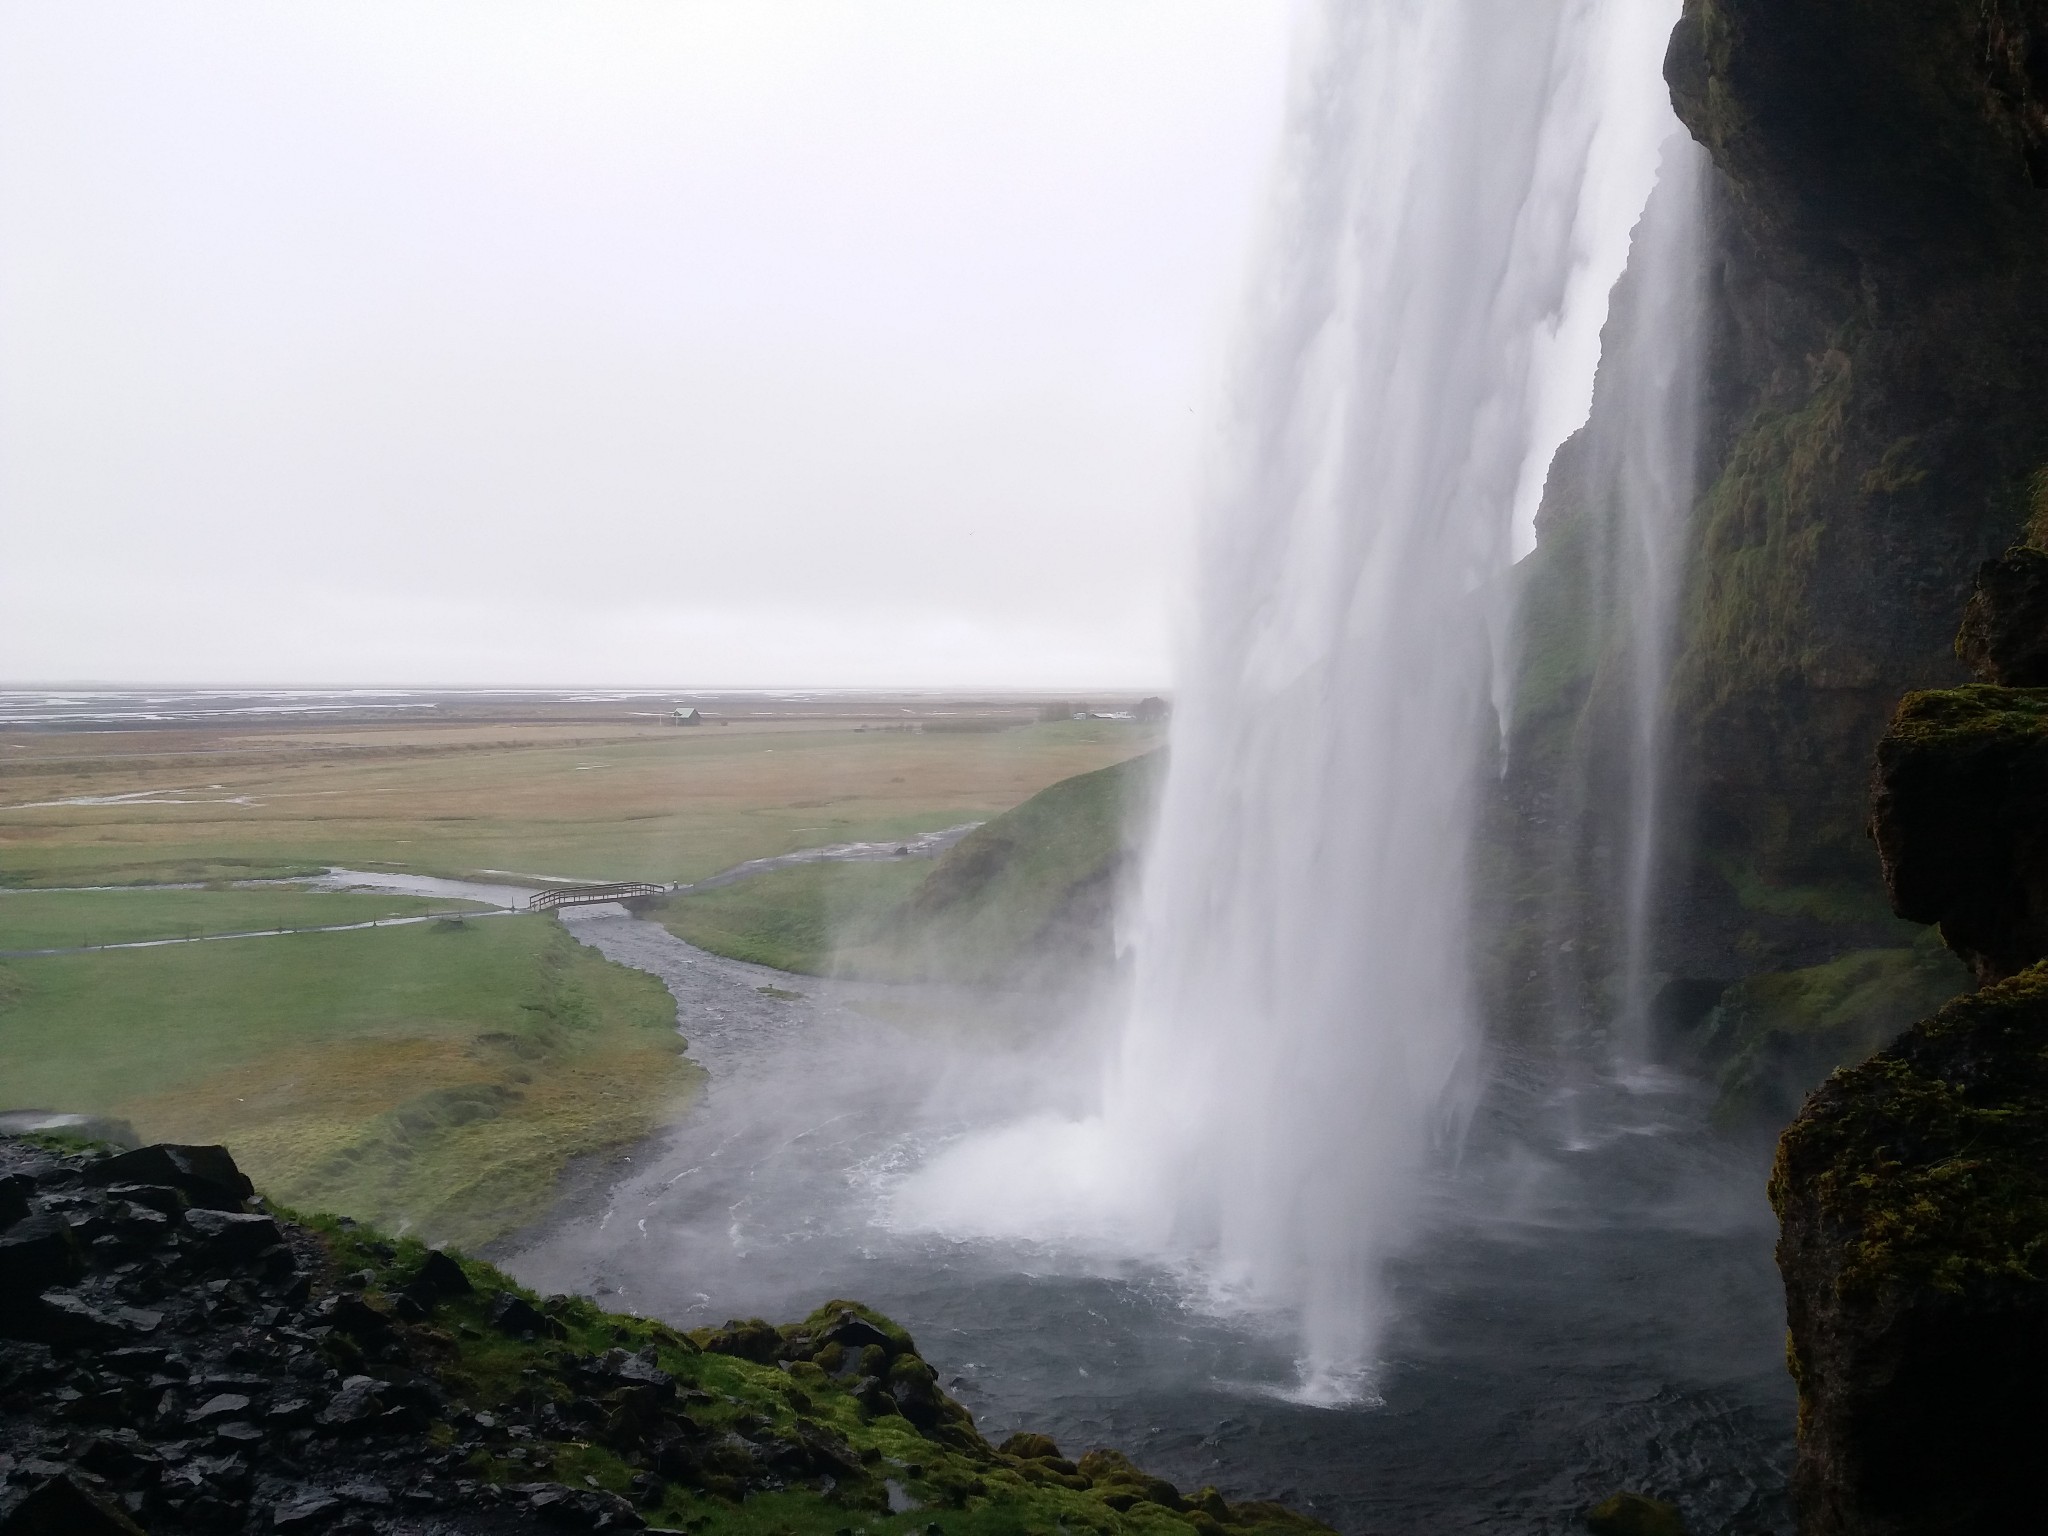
xmin=0 ymin=915 xmax=696 ymax=1247
xmin=0 ymin=886 xmax=490 ymax=952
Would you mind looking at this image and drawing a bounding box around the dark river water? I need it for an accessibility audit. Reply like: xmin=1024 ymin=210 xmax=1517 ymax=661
xmin=507 ymin=907 xmax=1794 ymax=1536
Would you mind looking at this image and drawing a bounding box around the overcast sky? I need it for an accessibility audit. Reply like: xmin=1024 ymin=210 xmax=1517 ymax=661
xmin=0 ymin=1 xmax=1290 ymax=689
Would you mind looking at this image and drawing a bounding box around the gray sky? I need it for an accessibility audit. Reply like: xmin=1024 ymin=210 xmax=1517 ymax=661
xmin=0 ymin=1 xmax=1289 ymax=689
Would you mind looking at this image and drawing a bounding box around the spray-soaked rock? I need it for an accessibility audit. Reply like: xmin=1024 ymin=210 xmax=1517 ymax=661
xmin=1956 ymin=546 xmax=2048 ymax=685
xmin=0 ymin=1214 xmax=84 ymax=1309
xmin=85 ymin=1145 xmax=251 ymax=1212
xmin=1772 ymin=967 xmax=2048 ymax=1533
xmin=1868 ymin=686 xmax=2048 ymax=982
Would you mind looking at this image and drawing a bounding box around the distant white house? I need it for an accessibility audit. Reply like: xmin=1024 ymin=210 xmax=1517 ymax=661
xmin=670 ymin=707 xmax=703 ymax=725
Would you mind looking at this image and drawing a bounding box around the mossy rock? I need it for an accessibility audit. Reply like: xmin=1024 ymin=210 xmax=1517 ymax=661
xmin=1770 ymin=963 xmax=2048 ymax=1531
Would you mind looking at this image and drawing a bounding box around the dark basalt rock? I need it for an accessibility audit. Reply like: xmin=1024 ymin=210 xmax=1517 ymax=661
xmin=0 ymin=1213 xmax=85 ymax=1309
xmin=1956 ymin=545 xmax=2048 ymax=685
xmin=0 ymin=1472 xmax=146 ymax=1535
xmin=86 ymin=1144 xmax=253 ymax=1212
xmin=1771 ymin=967 xmax=2048 ymax=1535
xmin=1867 ymin=685 xmax=2048 ymax=982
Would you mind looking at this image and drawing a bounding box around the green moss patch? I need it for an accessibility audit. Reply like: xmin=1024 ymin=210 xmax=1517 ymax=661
xmin=1694 ymin=931 xmax=1971 ymax=1125
xmin=1771 ymin=962 xmax=2048 ymax=1297
xmin=302 ymin=1217 xmax=1329 ymax=1536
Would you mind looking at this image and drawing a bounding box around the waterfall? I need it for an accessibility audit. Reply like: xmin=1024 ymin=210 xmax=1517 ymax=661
xmin=1512 ymin=135 xmax=1708 ymax=1067
xmin=895 ymin=0 xmax=1693 ymax=1396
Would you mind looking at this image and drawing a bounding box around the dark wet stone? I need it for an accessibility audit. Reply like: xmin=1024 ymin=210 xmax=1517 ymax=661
xmin=0 ymin=1175 xmax=33 ymax=1233
xmin=410 ymin=1249 xmax=471 ymax=1300
xmin=0 ymin=1472 xmax=146 ymax=1535
xmin=488 ymin=1293 xmax=564 ymax=1340
xmin=98 ymin=1347 xmax=168 ymax=1377
xmin=0 ymin=1215 xmax=84 ymax=1308
xmin=86 ymin=1146 xmax=251 ymax=1213
xmin=181 ymin=1209 xmax=283 ymax=1262
xmin=337 ymin=1477 xmax=391 ymax=1507
xmin=100 ymin=1183 xmax=187 ymax=1219
xmin=315 ymin=1376 xmax=385 ymax=1430
xmin=271 ymin=1491 xmax=344 ymax=1530
xmin=9 ymin=1292 xmax=124 ymax=1347
xmin=188 ymin=1393 xmax=253 ymax=1425
xmin=319 ymin=1295 xmax=394 ymax=1341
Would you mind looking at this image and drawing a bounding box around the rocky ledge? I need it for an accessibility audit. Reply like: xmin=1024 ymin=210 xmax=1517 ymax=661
xmin=1867 ymin=682 xmax=2048 ymax=984
xmin=1771 ymin=967 xmax=2048 ymax=1535
xmin=0 ymin=1134 xmax=1328 ymax=1536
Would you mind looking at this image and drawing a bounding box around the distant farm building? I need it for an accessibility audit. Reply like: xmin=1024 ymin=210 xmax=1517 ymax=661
xmin=670 ymin=707 xmax=703 ymax=725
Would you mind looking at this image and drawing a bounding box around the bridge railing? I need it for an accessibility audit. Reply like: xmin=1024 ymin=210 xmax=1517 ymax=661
xmin=525 ymin=882 xmax=668 ymax=913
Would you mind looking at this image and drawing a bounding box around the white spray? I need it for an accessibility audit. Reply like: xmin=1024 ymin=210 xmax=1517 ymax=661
xmin=895 ymin=0 xmax=1693 ymax=1396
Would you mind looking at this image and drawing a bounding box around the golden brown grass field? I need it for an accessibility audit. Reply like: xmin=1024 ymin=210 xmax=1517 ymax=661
xmin=0 ymin=705 xmax=1158 ymax=888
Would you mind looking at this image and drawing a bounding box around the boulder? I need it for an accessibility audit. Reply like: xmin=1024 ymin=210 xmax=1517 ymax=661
xmin=0 ymin=1473 xmax=146 ymax=1535
xmin=315 ymin=1375 xmax=387 ymax=1431
xmin=86 ymin=1144 xmax=251 ymax=1211
xmin=1771 ymin=967 xmax=2048 ymax=1534
xmin=698 ymin=1318 xmax=781 ymax=1364
xmin=1584 ymin=1490 xmax=1687 ymax=1536
xmin=0 ymin=1214 xmax=83 ymax=1306
xmin=9 ymin=1292 xmax=139 ymax=1347
xmin=181 ymin=1209 xmax=281 ymax=1261
xmin=488 ymin=1293 xmax=565 ymax=1340
xmin=271 ymin=1490 xmax=344 ymax=1530
xmin=1955 ymin=545 xmax=2048 ymax=685
xmin=0 ymin=1174 xmax=33 ymax=1232
xmin=409 ymin=1249 xmax=471 ymax=1300
xmin=1868 ymin=687 xmax=2048 ymax=982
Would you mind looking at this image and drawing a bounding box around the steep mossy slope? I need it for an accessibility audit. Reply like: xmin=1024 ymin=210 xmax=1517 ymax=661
xmin=852 ymin=752 xmax=1159 ymax=985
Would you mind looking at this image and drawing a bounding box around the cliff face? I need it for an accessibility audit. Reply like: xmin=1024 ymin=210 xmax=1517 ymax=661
xmin=1659 ymin=0 xmax=2048 ymax=969
xmin=1774 ymin=582 xmax=2048 ymax=1531
xmin=1490 ymin=1 xmax=2048 ymax=1101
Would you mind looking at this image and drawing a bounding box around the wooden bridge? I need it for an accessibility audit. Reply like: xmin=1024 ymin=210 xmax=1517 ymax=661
xmin=525 ymin=881 xmax=669 ymax=913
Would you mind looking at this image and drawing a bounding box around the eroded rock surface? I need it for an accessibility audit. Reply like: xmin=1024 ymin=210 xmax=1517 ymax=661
xmin=1868 ymin=685 xmax=2048 ymax=982
xmin=1955 ymin=544 xmax=2048 ymax=685
xmin=1771 ymin=969 xmax=2048 ymax=1535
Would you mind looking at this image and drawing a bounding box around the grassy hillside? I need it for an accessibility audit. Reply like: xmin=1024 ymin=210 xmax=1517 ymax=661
xmin=649 ymin=752 xmax=1162 ymax=984
xmin=0 ymin=914 xmax=698 ymax=1246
